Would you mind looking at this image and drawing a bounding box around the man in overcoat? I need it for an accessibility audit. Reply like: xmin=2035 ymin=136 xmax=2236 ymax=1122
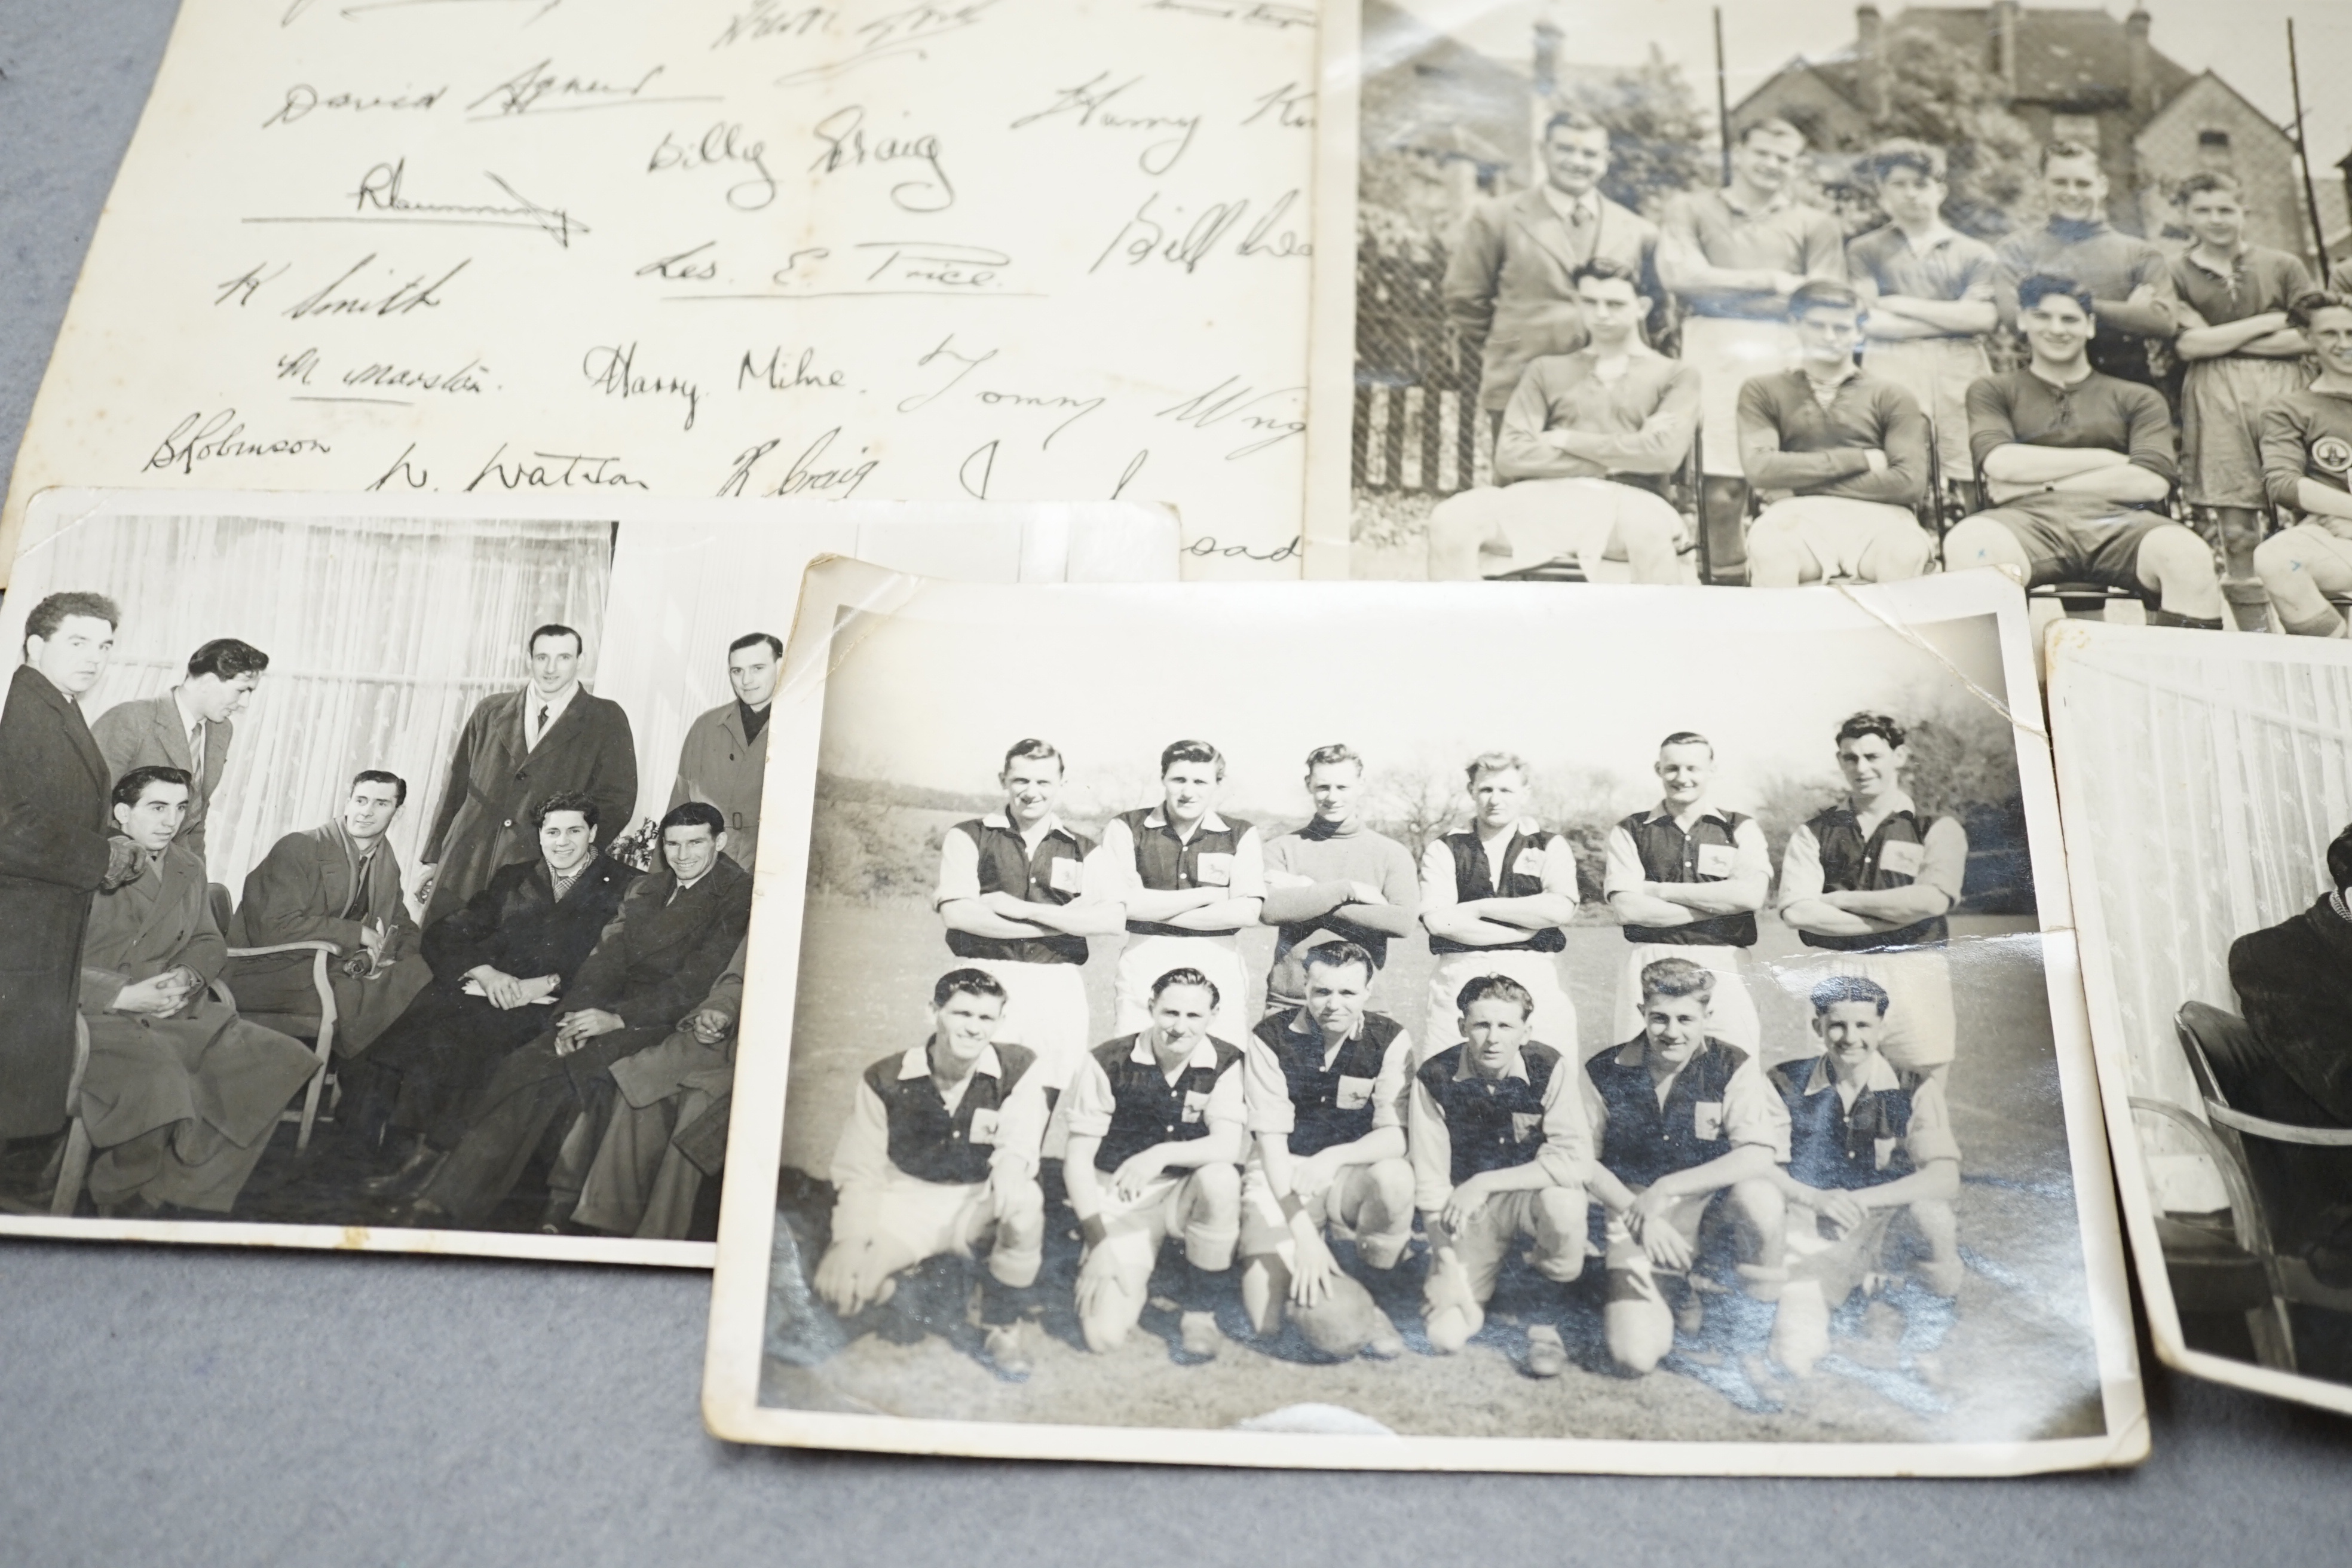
xmin=417 ymin=622 xmax=636 ymax=927
xmin=668 ymin=631 xmax=778 ymax=872
xmin=77 ymin=766 xmax=318 ymax=1215
xmin=0 ymin=592 xmax=140 ymax=1146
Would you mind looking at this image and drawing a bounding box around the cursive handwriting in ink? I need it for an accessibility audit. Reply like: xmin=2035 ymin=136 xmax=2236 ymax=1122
xmin=1090 ymin=189 xmax=1307 ymax=272
xmin=277 ymin=349 xmax=319 ymax=385
xmin=1241 ymin=81 xmax=1314 ymax=129
xmin=974 ymin=387 xmax=1104 ymax=449
xmin=810 ymin=106 xmax=953 ymax=213
xmin=282 ymin=253 xmax=470 ymax=318
xmin=351 ymin=160 xmax=589 ymax=247
xmin=367 ymin=442 xmax=430 ymax=491
xmin=466 ymin=59 xmax=669 ymax=118
xmin=1184 ymin=533 xmax=1301 ymax=562
xmin=1156 ymin=377 xmax=1306 ymax=458
xmin=774 ymin=0 xmax=1004 ymax=86
xmin=1008 ymin=72 xmax=1199 ymax=175
xmin=1142 ymin=0 xmax=1314 ymax=27
xmin=959 ymin=440 xmax=997 ymax=498
xmin=146 ymin=411 xmax=330 ymax=476
xmin=1113 ymin=448 xmax=1147 ymax=500
xmin=216 ymin=262 xmax=292 ymax=307
xmin=581 ymin=341 xmax=702 ymax=430
xmin=265 ymin=82 xmax=447 ymax=128
xmin=897 ymin=334 xmax=998 ymax=412
xmin=345 ymin=356 xmax=491 ymax=396
xmin=648 ymin=122 xmax=778 ymax=211
xmin=855 ymin=241 xmax=1005 ymax=290
xmin=740 ymin=346 xmax=848 ymax=391
xmin=638 ymin=241 xmax=720 ymax=281
xmin=770 ymin=246 xmax=831 ymax=283
xmin=710 ymin=2 xmax=833 ymax=49
xmin=466 ymin=446 xmax=649 ymax=491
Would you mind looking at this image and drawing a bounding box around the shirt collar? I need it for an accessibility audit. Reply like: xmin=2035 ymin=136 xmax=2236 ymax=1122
xmin=1849 ymin=788 xmax=1919 ymax=832
xmin=528 ymin=679 xmax=581 ymax=718
xmin=983 ymin=810 xmax=1068 ymax=841
xmin=1803 ymin=360 xmax=1861 ymax=393
xmin=1719 ymin=185 xmax=1791 ymax=219
xmin=1800 ymin=1051 xmax=1900 ymax=1097
xmin=1891 ymin=221 xmax=1957 ymax=253
xmin=1143 ymin=807 xmax=1229 ymax=834
xmin=905 ymin=1040 xmax=1004 ymax=1082
xmin=2183 ymin=244 xmax=2247 ymax=281
xmin=1285 ymin=1006 xmax=1361 ymax=1045
xmin=1454 ymin=1046 xmax=1532 ymax=1083
xmin=1642 ymin=800 xmax=1733 ymax=828
xmin=1130 ymin=1032 xmax=1221 ymax=1071
xmin=1542 ymin=184 xmax=1600 ymax=227
xmin=2045 ymin=215 xmax=2111 ymax=244
xmin=171 ymin=685 xmax=206 ymax=735
xmin=672 ymin=866 xmax=712 ymax=897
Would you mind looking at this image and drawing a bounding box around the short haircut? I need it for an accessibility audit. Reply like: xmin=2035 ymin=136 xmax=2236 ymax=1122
xmin=660 ymin=801 xmax=726 ymax=838
xmin=727 ymin=631 xmax=783 ymax=660
xmin=533 ymin=789 xmax=601 ymax=831
xmin=351 ymin=768 xmax=408 ymax=807
xmin=1160 ymin=739 xmax=1224 ymax=780
xmin=1301 ymin=941 xmax=1377 ymax=984
xmin=1571 ymin=255 xmax=1643 ymax=292
xmin=2175 ymin=170 xmax=2242 ymax=204
xmin=1659 ymin=730 xmax=1713 ymax=755
xmin=1866 ymin=137 xmax=1946 ymax=185
xmin=1788 ymin=278 xmax=1863 ymax=321
xmin=1303 ymin=742 xmax=1363 ymax=775
xmin=2040 ymin=139 xmax=2100 ymax=172
xmin=933 ymin=967 xmax=1009 ymax=1008
xmin=1464 ymin=750 xmax=1530 ymax=787
xmin=185 ymin=638 xmax=269 ymax=682
xmin=1002 ymin=737 xmax=1064 ymax=776
xmin=112 ymin=764 xmax=192 ymax=812
xmin=527 ymin=623 xmax=583 ymax=656
xmin=1542 ymin=109 xmax=1608 ymax=142
xmin=2288 ymin=290 xmax=2352 ymax=332
xmin=24 ymin=590 xmax=121 ymax=647
xmin=1835 ymin=710 xmax=1908 ymax=751
xmin=1456 ymin=972 xmax=1535 ymax=1019
xmin=1740 ymin=116 xmax=1806 ymax=149
xmin=1150 ymin=966 xmax=1221 ymax=1009
xmin=1639 ymin=956 xmax=1716 ymax=1004
xmin=2328 ymin=822 xmax=2352 ymax=894
xmin=2017 ymin=272 xmax=2096 ymax=317
xmin=1811 ymin=974 xmax=1892 ymax=1016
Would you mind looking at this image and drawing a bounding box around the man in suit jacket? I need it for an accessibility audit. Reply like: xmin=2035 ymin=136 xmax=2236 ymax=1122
xmin=224 ymin=770 xmax=433 ymax=1058
xmin=91 ymin=637 xmax=268 ymax=872
xmin=399 ymin=802 xmax=752 ymax=1229
xmin=669 ymin=631 xmax=778 ymax=872
xmin=417 ymin=622 xmax=637 ymax=929
xmin=1 ymin=592 xmax=142 ymax=1146
xmin=1443 ymin=110 xmax=1661 ymax=435
xmin=77 ymin=767 xmax=318 ymax=1215
xmin=354 ymin=789 xmax=636 ymax=1200
xmin=562 ymin=935 xmax=743 ymax=1240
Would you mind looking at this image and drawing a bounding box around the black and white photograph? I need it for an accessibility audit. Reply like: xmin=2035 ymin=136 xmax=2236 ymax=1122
xmin=2049 ymin=619 xmax=2352 ymax=1417
xmin=1305 ymin=0 xmax=2352 ymax=646
xmin=702 ymin=562 xmax=2141 ymax=1474
xmin=0 ymin=489 xmax=1174 ymax=1266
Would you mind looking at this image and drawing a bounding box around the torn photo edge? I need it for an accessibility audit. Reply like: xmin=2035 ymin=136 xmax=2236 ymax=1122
xmin=699 ymin=564 xmax=2146 ymax=1472
xmin=2048 ymin=618 xmax=2352 ymax=1420
xmin=0 ymin=487 xmax=1178 ymax=1270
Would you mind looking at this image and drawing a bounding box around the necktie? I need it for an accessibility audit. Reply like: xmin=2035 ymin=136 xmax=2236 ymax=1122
xmin=341 ymin=852 xmax=372 ymax=921
xmin=187 ymin=721 xmax=205 ymax=779
xmin=534 ymin=704 xmax=550 ymax=748
xmin=1570 ymin=204 xmax=1589 ymax=229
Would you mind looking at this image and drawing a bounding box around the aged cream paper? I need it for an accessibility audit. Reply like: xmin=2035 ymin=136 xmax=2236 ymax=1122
xmin=1 ymin=0 xmax=1315 ymax=583
xmin=0 ymin=488 xmax=1173 ymax=1268
xmin=702 ymin=564 xmax=2145 ymax=1473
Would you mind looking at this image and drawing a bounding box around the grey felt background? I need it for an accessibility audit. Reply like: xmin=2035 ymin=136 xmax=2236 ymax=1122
xmin=1 ymin=5 xmax=2348 ymax=1563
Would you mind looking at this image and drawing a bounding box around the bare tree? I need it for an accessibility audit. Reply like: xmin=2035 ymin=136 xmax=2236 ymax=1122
xmin=1367 ymin=762 xmax=1462 ymax=863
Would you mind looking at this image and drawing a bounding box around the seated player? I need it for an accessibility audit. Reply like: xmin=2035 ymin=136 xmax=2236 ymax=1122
xmin=2254 ymin=292 xmax=2352 ymax=638
xmin=225 ymin=769 xmax=432 ymax=1057
xmin=76 ymin=767 xmax=319 ymax=1217
xmin=564 ymin=937 xmax=743 ymax=1241
xmin=1062 ymin=967 xmax=1246 ymax=1361
xmin=1944 ymin=274 xmax=2223 ymax=629
xmin=812 ymin=969 xmax=1049 ymax=1376
xmin=1425 ymin=257 xmax=1698 ymax=584
xmin=1756 ymin=976 xmax=1961 ymax=1379
xmin=1237 ymin=942 xmax=1414 ymax=1358
xmin=1412 ymin=974 xmax=1591 ymax=1376
xmin=1581 ymin=958 xmax=1790 ymax=1377
xmin=1739 ymin=280 xmax=1934 ymax=587
xmin=397 ymin=803 xmax=752 ymax=1230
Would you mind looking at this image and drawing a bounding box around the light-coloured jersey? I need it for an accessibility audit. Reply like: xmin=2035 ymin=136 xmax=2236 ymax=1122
xmin=1062 ymin=1035 xmax=1248 ymax=1144
xmin=1408 ymin=1045 xmax=1592 ymax=1214
xmin=829 ymin=1043 xmax=1051 ymax=1192
xmin=1416 ymin=823 xmax=1580 ymax=911
xmin=1601 ymin=807 xmax=1770 ymax=899
xmin=1240 ymin=1013 xmax=1417 ymax=1143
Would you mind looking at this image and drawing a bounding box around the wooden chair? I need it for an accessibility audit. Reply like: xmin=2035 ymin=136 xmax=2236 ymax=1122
xmin=45 ymin=1015 xmax=94 ymax=1218
xmin=209 ymin=883 xmax=341 ymax=1152
xmin=2143 ymin=1002 xmax=2352 ymax=1373
xmin=1486 ymin=438 xmax=1704 ymax=586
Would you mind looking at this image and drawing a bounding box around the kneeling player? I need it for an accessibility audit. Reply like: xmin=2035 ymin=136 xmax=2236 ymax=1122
xmin=1583 ymin=958 xmax=1790 ymax=1377
xmin=1412 ymin=975 xmax=1591 ymax=1375
xmin=1758 ymin=977 xmax=1961 ymax=1377
xmin=1064 ymin=967 xmax=1245 ymax=1361
xmin=1239 ymin=942 xmax=1414 ymax=1359
xmin=813 ymin=969 xmax=1049 ymax=1376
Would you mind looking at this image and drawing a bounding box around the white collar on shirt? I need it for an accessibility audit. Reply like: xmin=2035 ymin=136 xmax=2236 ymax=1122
xmin=1542 ymin=184 xmax=1601 ymax=228
xmin=1849 ymin=787 xmax=1919 ymax=837
xmin=525 ymin=680 xmax=581 ymax=735
xmin=1129 ymin=1033 xmax=1223 ymax=1072
xmin=982 ymin=810 xmax=1066 ymax=846
xmin=1641 ymin=800 xmax=1734 ymax=829
xmin=1453 ymin=1046 xmax=1532 ymax=1083
xmin=1143 ymin=807 xmax=1230 ymax=835
xmin=1800 ymin=1049 xmax=1902 ymax=1111
xmin=1890 ymin=221 xmax=1958 ymax=254
xmin=901 ymin=1042 xmax=1004 ymax=1083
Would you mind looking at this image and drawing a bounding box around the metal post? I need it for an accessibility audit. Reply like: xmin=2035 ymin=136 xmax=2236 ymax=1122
xmin=2289 ymin=19 xmax=2332 ymax=271
xmin=1714 ymin=8 xmax=1733 ymax=186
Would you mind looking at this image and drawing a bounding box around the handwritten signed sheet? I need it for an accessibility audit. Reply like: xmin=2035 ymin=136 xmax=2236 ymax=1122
xmin=0 ymin=0 xmax=1318 ymax=583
